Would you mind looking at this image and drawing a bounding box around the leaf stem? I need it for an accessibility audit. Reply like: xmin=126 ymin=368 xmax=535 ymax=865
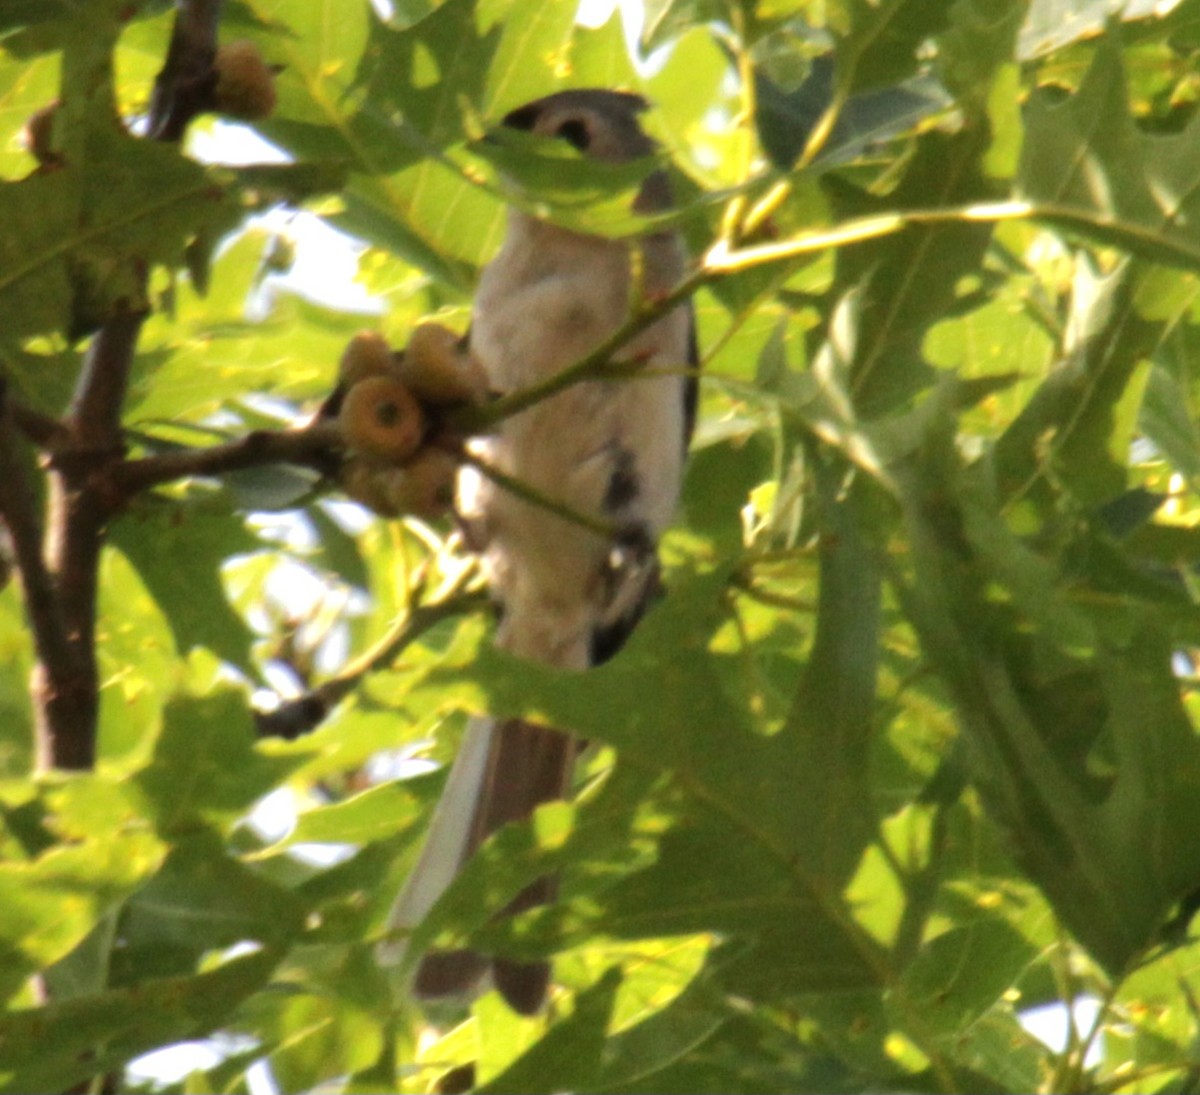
xmin=727 ymin=572 xmax=817 ymax=613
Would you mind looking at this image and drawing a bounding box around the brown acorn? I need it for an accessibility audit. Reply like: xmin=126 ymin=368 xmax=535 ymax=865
xmin=213 ymin=40 xmax=277 ymax=121
xmin=398 ymin=323 xmax=488 ymax=406
xmin=338 ymin=331 xmax=394 ymax=388
xmin=340 ymin=448 xmax=458 ymax=519
xmin=341 ymin=460 xmax=404 ymax=517
xmin=339 ymin=375 xmax=425 ymax=462
xmin=386 ymin=446 xmax=459 ymax=519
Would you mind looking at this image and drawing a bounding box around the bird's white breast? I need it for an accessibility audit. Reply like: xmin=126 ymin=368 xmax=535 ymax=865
xmin=462 ymin=214 xmax=689 ymax=667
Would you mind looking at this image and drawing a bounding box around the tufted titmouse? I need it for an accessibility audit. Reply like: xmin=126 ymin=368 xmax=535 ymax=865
xmin=381 ymin=90 xmax=698 ymax=1014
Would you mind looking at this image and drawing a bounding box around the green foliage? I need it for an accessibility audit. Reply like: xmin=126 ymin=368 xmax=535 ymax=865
xmin=4 ymin=1 xmax=1200 ymax=1093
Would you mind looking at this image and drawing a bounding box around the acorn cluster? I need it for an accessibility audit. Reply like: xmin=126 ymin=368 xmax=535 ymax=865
xmin=333 ymin=324 xmax=487 ymax=519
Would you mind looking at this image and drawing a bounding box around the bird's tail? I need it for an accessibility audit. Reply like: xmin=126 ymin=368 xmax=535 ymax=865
xmin=378 ymin=714 xmax=495 ymax=970
xmin=379 ymin=713 xmax=575 ymax=1014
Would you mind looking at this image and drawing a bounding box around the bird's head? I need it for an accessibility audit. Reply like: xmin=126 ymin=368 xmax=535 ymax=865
xmin=499 ymin=89 xmax=670 ymax=213
xmin=501 ymin=89 xmax=657 ymax=163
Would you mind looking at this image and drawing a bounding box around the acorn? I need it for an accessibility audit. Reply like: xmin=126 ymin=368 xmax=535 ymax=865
xmin=397 ymin=323 xmax=488 ymax=406
xmin=338 ymin=331 xmax=395 ymax=388
xmin=340 ymin=448 xmax=458 ymax=519
xmin=385 ymin=447 xmax=460 ymax=519
xmin=341 ymin=460 xmax=404 ymax=517
xmin=338 ymin=375 xmax=425 ymax=462
xmin=213 ymin=40 xmax=277 ymax=121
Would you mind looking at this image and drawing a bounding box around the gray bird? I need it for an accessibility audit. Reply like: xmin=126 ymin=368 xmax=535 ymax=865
xmin=381 ymin=89 xmax=698 ymax=1015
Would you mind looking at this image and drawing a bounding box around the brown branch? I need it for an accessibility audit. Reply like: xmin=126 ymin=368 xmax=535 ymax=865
xmin=42 ymin=310 xmax=148 ymax=769
xmin=113 ymin=420 xmax=344 ymax=502
xmin=9 ymin=399 xmax=69 ymax=451
xmin=64 ymin=307 xmax=144 ymax=453
xmin=148 ymin=0 xmax=223 ymax=141
xmin=0 ymin=383 xmax=83 ymax=770
xmin=33 ymin=0 xmax=226 ymax=773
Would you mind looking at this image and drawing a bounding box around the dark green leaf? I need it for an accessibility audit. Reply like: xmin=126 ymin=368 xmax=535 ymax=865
xmin=0 ymin=949 xmax=279 ymax=1094
xmin=994 ymin=259 xmax=1158 ymax=510
xmin=401 ymin=567 xmax=883 ymax=995
xmin=897 ymin=429 xmax=1200 ymax=974
xmin=1018 ymin=36 xmax=1200 ymax=272
xmin=828 ymin=127 xmax=995 ymax=414
xmin=120 ymin=830 xmax=306 ymax=957
xmin=1140 ymin=362 xmax=1200 ymax=480
xmin=900 ymin=917 xmax=1037 ymax=1035
xmin=755 ymin=54 xmax=948 ymax=170
xmin=477 ymin=967 xmax=622 ymax=1093
xmin=838 ymin=0 xmax=957 ymax=91
xmin=109 ymin=489 xmax=259 ymax=672
xmin=132 ymin=690 xmax=305 ymax=834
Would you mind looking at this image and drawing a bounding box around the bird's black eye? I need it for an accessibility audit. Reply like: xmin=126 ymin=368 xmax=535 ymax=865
xmin=556 ymin=118 xmax=590 ymax=150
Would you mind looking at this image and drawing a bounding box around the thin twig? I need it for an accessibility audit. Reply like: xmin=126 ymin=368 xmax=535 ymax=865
xmin=728 ymin=574 xmax=817 ymax=614
xmin=256 ymin=567 xmax=487 ymax=739
xmin=704 ymin=200 xmax=1034 ymax=276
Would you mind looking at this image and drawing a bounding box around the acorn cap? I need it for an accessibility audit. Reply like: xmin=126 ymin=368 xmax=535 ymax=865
xmin=338 ymin=331 xmax=395 ymax=388
xmin=386 ymin=446 xmax=459 ymax=519
xmin=214 ymin=40 xmax=277 ymax=121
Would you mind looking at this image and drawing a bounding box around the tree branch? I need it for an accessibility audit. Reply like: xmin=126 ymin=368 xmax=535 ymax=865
xmin=456 ymin=446 xmax=619 ymax=539
xmin=64 ymin=307 xmax=144 ymax=455
xmin=42 ymin=310 xmax=149 ymax=769
xmin=33 ymin=0 xmax=226 ymax=772
xmin=9 ymin=398 xmax=69 ymax=451
xmin=0 ymin=382 xmax=84 ymax=770
xmin=113 ymin=420 xmax=343 ymax=501
xmin=148 ymin=0 xmax=224 ymax=141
